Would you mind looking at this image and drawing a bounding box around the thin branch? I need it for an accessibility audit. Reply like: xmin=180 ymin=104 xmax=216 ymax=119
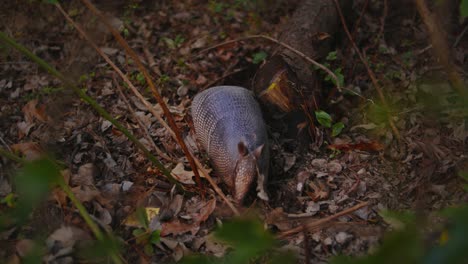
xmin=278 ymin=201 xmax=369 ymax=238
xmin=198 ymin=34 xmax=342 ymax=92
xmin=332 ymin=0 xmax=401 ymax=141
xmin=80 ymin=0 xmax=204 ymax=197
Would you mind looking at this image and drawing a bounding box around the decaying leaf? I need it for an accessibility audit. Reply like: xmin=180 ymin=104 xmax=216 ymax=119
xmin=11 ymin=142 xmax=43 ymax=160
xmin=171 ymin=163 xmax=195 ymax=184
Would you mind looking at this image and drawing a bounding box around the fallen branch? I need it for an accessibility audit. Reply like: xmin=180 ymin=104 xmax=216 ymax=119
xmin=278 ymin=201 xmax=369 ymax=238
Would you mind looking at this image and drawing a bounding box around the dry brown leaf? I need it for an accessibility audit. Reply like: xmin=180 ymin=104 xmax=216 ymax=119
xmin=195 ymin=74 xmax=207 ymax=85
xmin=265 ymin=207 xmax=292 ymax=231
xmin=161 ymin=219 xmax=200 ymax=236
xmin=71 ymin=186 xmax=99 ymax=202
xmin=10 ymin=142 xmax=43 ymax=160
xmin=71 ymin=163 xmax=95 ymax=186
xmin=192 ymin=198 xmax=216 ymax=223
xmin=17 ymin=121 xmax=35 ymax=139
xmin=171 ymin=163 xmax=195 ymax=184
xmin=307 ymin=181 xmax=329 ymax=201
xmin=22 ymin=99 xmax=49 ymax=123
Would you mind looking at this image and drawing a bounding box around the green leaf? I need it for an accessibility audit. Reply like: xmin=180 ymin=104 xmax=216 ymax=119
xmin=150 ymin=230 xmax=161 ymax=245
xmin=458 ymin=171 xmax=468 ymax=181
xmin=144 ymin=244 xmax=154 ymax=255
xmin=135 ymin=72 xmax=145 ymax=84
xmin=315 ymin=110 xmax=332 ymax=128
xmin=215 ymin=218 xmax=276 ymax=264
xmin=162 ymin=37 xmax=175 ymax=49
xmin=461 ymin=0 xmax=468 ymax=18
xmin=379 ymin=210 xmax=416 ymax=230
xmin=252 ymin=51 xmax=267 ymax=64
xmin=0 ymin=193 xmax=16 ymax=208
xmin=135 ymin=207 xmax=149 ymax=229
xmin=326 ymin=51 xmax=337 ymax=61
xmin=132 ymin=228 xmax=147 ymax=244
xmin=332 ymin=122 xmax=345 ymax=137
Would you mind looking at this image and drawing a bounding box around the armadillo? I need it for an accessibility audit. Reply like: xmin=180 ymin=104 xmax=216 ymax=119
xmin=191 ymin=86 xmax=269 ymax=203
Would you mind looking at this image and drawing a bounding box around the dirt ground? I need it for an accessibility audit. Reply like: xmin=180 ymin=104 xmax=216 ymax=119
xmin=0 ymin=0 xmax=467 ymax=263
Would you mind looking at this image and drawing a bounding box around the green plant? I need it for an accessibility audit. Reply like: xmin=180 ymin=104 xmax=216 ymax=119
xmin=252 ymin=51 xmax=267 ymax=64
xmin=130 ymin=208 xmax=161 ymax=256
xmin=461 ymin=0 xmax=468 ymax=17
xmin=162 ymin=34 xmax=185 ymax=49
xmin=315 ymin=110 xmax=345 ymax=137
xmin=180 ymin=218 xmax=296 ymax=264
xmin=315 ymin=50 xmax=345 ymax=87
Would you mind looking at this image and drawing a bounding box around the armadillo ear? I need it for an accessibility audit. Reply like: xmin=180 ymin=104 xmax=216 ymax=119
xmin=238 ymin=141 xmax=249 ymax=157
xmin=253 ymin=144 xmax=264 ymax=159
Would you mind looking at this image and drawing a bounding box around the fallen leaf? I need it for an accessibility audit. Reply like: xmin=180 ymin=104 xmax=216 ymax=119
xmin=161 ymin=219 xmax=200 ymax=236
xmin=10 ymin=142 xmax=43 ymax=160
xmin=171 ymin=163 xmax=195 ymax=184
xmin=46 ymin=226 xmax=91 ymax=256
xmin=283 ymin=153 xmax=296 ymax=172
xmin=265 ymin=207 xmax=291 ymax=231
xmin=17 ymin=121 xmax=35 ymax=139
xmin=192 ymin=198 xmax=216 ymax=223
xmin=71 ymin=163 xmax=95 ymax=186
xmin=71 ymin=186 xmax=100 ymax=202
xmin=195 ymin=74 xmax=207 ymax=85
xmin=307 ymin=181 xmax=329 ymax=201
xmin=22 ymin=99 xmax=49 ymax=123
xmin=124 ymin=207 xmax=160 ymax=227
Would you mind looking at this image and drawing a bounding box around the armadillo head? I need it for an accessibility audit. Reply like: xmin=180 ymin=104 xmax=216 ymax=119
xmin=233 ymin=142 xmax=264 ymax=203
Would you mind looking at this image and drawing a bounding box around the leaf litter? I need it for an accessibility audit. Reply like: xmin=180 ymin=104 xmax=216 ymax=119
xmin=0 ymin=0 xmax=467 ymax=263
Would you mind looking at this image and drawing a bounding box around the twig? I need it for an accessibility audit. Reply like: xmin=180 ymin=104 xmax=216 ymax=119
xmin=0 ymin=135 xmax=11 ymax=152
xmin=198 ymin=34 xmax=342 ymax=92
xmin=80 ymin=0 xmax=204 ymax=197
xmin=332 ymin=0 xmax=401 ymax=141
xmin=278 ymin=201 xmax=369 ymax=238
xmin=193 ymin=157 xmax=240 ymax=216
xmin=113 ymin=75 xmax=173 ymax=163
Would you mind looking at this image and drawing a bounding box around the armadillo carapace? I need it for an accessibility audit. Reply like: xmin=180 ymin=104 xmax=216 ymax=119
xmin=191 ymin=86 xmax=269 ymax=203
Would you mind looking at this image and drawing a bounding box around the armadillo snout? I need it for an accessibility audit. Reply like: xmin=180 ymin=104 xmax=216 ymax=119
xmin=233 ymin=153 xmax=258 ymax=203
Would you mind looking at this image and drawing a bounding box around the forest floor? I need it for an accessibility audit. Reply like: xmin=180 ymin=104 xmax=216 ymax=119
xmin=0 ymin=0 xmax=467 ymax=263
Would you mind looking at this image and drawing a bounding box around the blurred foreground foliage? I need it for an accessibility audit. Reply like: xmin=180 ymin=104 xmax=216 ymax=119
xmin=1 ymin=157 xmax=468 ymax=263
